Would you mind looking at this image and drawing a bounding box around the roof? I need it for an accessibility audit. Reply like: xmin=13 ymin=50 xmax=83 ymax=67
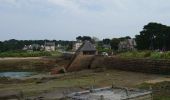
xmin=79 ymin=41 xmax=96 ymax=52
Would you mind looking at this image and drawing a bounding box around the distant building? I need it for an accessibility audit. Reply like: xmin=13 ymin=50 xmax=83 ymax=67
xmin=118 ymin=39 xmax=136 ymax=51
xmin=72 ymin=40 xmax=83 ymax=52
xmin=44 ymin=42 xmax=55 ymax=51
xmin=23 ymin=45 xmax=29 ymax=51
xmin=78 ymin=41 xmax=97 ymax=55
xmin=22 ymin=44 xmax=41 ymax=51
xmin=103 ymin=44 xmax=112 ymax=50
xmin=32 ymin=44 xmax=41 ymax=50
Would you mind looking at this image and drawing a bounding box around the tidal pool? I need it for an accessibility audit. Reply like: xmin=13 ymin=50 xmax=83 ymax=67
xmin=0 ymin=72 xmax=37 ymax=78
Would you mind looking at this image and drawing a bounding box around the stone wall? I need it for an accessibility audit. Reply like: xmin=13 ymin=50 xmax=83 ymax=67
xmin=91 ymin=56 xmax=170 ymax=74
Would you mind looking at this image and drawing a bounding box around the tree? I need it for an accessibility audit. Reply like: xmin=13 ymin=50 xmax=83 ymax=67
xmin=76 ymin=36 xmax=82 ymax=41
xmin=136 ymin=22 xmax=170 ymax=50
xmin=92 ymin=37 xmax=100 ymax=42
xmin=110 ymin=38 xmax=120 ymax=50
xmin=103 ymin=38 xmax=111 ymax=44
xmin=76 ymin=36 xmax=92 ymax=42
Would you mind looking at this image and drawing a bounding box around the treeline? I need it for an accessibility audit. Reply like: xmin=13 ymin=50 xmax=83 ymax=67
xmin=0 ymin=39 xmax=73 ymax=52
xmin=1 ymin=22 xmax=170 ymax=52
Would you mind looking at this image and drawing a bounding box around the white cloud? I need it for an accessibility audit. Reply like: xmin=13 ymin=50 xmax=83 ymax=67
xmin=0 ymin=0 xmax=170 ymax=40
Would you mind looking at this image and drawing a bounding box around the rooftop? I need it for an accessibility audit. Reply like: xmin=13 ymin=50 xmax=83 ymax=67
xmin=79 ymin=41 xmax=96 ymax=52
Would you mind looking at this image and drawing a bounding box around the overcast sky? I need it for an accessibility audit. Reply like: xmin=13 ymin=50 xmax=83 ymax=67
xmin=0 ymin=0 xmax=170 ymax=41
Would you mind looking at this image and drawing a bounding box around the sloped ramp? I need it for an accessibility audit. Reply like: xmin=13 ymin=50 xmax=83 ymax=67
xmin=67 ymin=55 xmax=95 ymax=72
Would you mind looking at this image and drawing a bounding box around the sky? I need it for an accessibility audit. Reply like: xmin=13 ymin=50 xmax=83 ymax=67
xmin=0 ymin=0 xmax=170 ymax=41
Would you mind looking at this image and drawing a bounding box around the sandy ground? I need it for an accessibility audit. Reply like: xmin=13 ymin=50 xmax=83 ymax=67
xmin=0 ymin=57 xmax=43 ymax=61
xmin=0 ymin=69 xmax=169 ymax=99
xmin=145 ymin=77 xmax=170 ymax=84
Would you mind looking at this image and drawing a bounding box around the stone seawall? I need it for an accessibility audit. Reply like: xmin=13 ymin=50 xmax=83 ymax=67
xmin=91 ymin=56 xmax=170 ymax=74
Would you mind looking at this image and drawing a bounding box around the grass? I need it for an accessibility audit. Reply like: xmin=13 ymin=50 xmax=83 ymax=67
xmin=0 ymin=58 xmax=57 ymax=72
xmin=0 ymin=51 xmax=52 ymax=57
xmin=50 ymin=51 xmax=62 ymax=57
xmin=0 ymin=70 xmax=169 ymax=98
xmin=0 ymin=50 xmax=63 ymax=58
xmin=118 ymin=51 xmax=170 ymax=59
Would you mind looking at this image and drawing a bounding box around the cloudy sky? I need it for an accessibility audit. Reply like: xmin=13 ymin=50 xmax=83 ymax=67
xmin=0 ymin=0 xmax=170 ymax=41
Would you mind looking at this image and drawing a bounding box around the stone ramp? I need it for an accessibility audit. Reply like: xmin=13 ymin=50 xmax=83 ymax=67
xmin=67 ymin=55 xmax=95 ymax=72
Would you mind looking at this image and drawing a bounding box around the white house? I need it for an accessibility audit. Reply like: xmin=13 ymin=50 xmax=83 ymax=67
xmin=44 ymin=42 xmax=55 ymax=51
xmin=72 ymin=40 xmax=83 ymax=52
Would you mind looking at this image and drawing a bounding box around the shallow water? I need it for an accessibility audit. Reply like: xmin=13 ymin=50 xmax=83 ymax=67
xmin=0 ymin=72 xmax=37 ymax=78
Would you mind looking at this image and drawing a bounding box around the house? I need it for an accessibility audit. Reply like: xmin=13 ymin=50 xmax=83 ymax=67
xmin=78 ymin=41 xmax=97 ymax=55
xmin=44 ymin=42 xmax=55 ymax=51
xmin=118 ymin=39 xmax=136 ymax=51
xmin=22 ymin=44 xmax=41 ymax=51
xmin=31 ymin=44 xmax=41 ymax=50
xmin=103 ymin=44 xmax=111 ymax=50
xmin=23 ymin=45 xmax=29 ymax=51
xmin=72 ymin=40 xmax=83 ymax=52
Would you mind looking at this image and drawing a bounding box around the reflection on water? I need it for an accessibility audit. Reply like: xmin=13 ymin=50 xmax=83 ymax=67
xmin=0 ymin=72 xmax=36 ymax=78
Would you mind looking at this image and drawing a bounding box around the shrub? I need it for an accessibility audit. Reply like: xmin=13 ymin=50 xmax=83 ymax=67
xmin=144 ymin=51 xmax=151 ymax=57
xmin=118 ymin=51 xmax=170 ymax=59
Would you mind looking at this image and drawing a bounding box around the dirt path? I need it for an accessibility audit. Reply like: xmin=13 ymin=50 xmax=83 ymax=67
xmin=0 ymin=57 xmax=43 ymax=61
xmin=145 ymin=77 xmax=170 ymax=84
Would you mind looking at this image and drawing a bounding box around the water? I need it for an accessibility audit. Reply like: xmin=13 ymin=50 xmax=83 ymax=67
xmin=0 ymin=72 xmax=36 ymax=78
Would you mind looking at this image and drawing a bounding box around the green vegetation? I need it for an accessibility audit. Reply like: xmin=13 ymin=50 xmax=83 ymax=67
xmin=136 ymin=22 xmax=170 ymax=50
xmin=0 ymin=59 xmax=51 ymax=72
xmin=50 ymin=51 xmax=62 ymax=57
xmin=0 ymin=51 xmax=52 ymax=57
xmin=118 ymin=51 xmax=170 ymax=59
xmin=138 ymin=81 xmax=170 ymax=100
xmin=0 ymin=70 xmax=169 ymax=99
xmin=0 ymin=51 xmax=62 ymax=57
xmin=0 ymin=39 xmax=72 ymax=52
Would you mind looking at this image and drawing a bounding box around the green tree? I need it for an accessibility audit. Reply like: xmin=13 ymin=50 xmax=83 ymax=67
xmin=110 ymin=38 xmax=120 ymax=50
xmin=136 ymin=22 xmax=170 ymax=50
xmin=103 ymin=38 xmax=111 ymax=44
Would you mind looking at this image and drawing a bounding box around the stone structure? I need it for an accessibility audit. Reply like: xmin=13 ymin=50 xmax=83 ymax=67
xmin=78 ymin=41 xmax=97 ymax=55
xmin=91 ymin=56 xmax=170 ymax=74
xmin=68 ymin=86 xmax=152 ymax=100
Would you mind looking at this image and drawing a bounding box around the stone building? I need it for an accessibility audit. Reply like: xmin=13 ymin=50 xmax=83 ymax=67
xmin=118 ymin=39 xmax=136 ymax=51
xmin=78 ymin=41 xmax=97 ymax=55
